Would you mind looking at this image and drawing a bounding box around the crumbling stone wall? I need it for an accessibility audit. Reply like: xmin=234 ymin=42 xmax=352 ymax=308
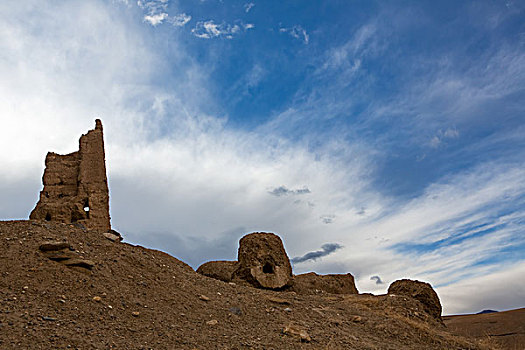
xmin=30 ymin=119 xmax=110 ymax=233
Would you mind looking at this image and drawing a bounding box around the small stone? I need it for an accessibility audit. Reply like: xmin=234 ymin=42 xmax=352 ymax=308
xmin=93 ymin=296 xmax=102 ymax=302
xmin=23 ymin=286 xmax=29 ymax=290
xmin=228 ymin=307 xmax=242 ymax=316
xmin=58 ymin=299 xmax=66 ymax=304
xmin=42 ymin=316 xmax=57 ymax=321
xmin=63 ymin=259 xmax=95 ymax=270
xmin=103 ymin=232 xmax=121 ymax=242
xmin=267 ymin=297 xmax=291 ymax=305
xmin=282 ymin=324 xmax=311 ymax=342
xmin=199 ymin=295 xmax=210 ymax=302
xmin=206 ymin=319 xmax=218 ymax=325
xmin=283 ymin=307 xmax=292 ymax=312
xmin=39 ymin=242 xmax=71 ymax=252
xmin=132 ymin=311 xmax=140 ymax=317
xmin=350 ymin=315 xmax=363 ymax=323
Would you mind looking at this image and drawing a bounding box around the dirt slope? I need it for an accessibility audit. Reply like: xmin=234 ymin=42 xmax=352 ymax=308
xmin=444 ymin=309 xmax=525 ymax=350
xmin=1 ymin=220 xmax=495 ymax=349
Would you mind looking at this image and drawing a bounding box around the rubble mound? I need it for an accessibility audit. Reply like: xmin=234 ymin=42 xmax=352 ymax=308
xmin=232 ymin=232 xmax=293 ymax=290
xmin=292 ymin=272 xmax=358 ymax=295
xmin=196 ymin=260 xmax=238 ymax=282
xmin=29 ymin=120 xmax=110 ymax=233
xmin=388 ymin=279 xmax=442 ymax=320
xmin=0 ymin=220 xmax=494 ymax=349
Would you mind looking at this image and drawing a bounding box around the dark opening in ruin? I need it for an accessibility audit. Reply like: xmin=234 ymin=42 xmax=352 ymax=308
xmin=263 ymin=262 xmax=275 ymax=274
xmin=45 ymin=213 xmax=51 ymax=221
xmin=83 ymin=198 xmax=90 ymax=219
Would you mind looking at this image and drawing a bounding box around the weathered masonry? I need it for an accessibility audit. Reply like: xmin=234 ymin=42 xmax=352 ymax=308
xmin=30 ymin=119 xmax=111 ymax=232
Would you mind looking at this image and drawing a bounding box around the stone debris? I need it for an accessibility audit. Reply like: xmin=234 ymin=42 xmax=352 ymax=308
xmin=131 ymin=311 xmax=140 ymax=317
xmin=228 ymin=307 xmax=242 ymax=316
xmin=199 ymin=295 xmax=210 ymax=302
xmin=92 ymin=296 xmax=102 ymax=302
xmin=206 ymin=319 xmax=218 ymax=325
xmin=282 ymin=323 xmax=311 ymax=342
xmin=266 ymin=296 xmax=291 ymax=305
xmin=39 ymin=242 xmax=72 ymax=252
xmin=30 ymin=119 xmax=111 ymax=234
xmin=102 ymin=232 xmax=121 ymax=242
xmin=39 ymin=241 xmax=94 ymax=270
xmin=350 ymin=315 xmax=363 ymax=323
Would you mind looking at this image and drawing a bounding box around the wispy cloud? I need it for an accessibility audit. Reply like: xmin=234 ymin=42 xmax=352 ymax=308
xmin=192 ymin=20 xmax=254 ymax=39
xmin=169 ymin=13 xmax=191 ymax=27
xmin=292 ymin=243 xmax=343 ymax=264
xmin=429 ymin=127 xmax=460 ymax=148
xmin=138 ymin=0 xmax=169 ymax=26
xmin=244 ymin=3 xmax=255 ymax=13
xmin=280 ymin=25 xmax=309 ymax=44
xmin=268 ymin=186 xmax=311 ymax=197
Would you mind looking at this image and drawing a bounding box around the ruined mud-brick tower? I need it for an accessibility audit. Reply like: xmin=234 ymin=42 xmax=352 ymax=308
xmin=30 ymin=119 xmax=111 ymax=232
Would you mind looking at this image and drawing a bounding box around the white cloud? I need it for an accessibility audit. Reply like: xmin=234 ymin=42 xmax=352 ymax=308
xmin=429 ymin=127 xmax=460 ymax=148
xmin=169 ymin=13 xmax=191 ymax=27
xmin=1 ymin=0 xmax=524 ymax=317
xmin=244 ymin=3 xmax=255 ymax=13
xmin=280 ymin=25 xmax=309 ymax=44
xmin=144 ymin=12 xmax=168 ymax=26
xmin=191 ymin=20 xmax=251 ymax=39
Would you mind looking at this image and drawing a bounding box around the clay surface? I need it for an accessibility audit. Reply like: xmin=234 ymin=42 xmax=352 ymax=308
xmin=292 ymin=272 xmax=358 ymax=295
xmin=197 ymin=260 xmax=238 ymax=282
xmin=233 ymin=232 xmax=293 ymax=289
xmin=29 ymin=120 xmax=110 ymax=233
xmin=388 ymin=279 xmax=442 ymax=320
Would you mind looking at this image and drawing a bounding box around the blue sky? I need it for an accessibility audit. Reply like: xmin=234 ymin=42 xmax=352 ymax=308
xmin=0 ymin=0 xmax=524 ymax=315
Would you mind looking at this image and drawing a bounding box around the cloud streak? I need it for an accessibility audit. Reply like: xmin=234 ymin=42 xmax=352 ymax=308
xmin=292 ymin=243 xmax=343 ymax=264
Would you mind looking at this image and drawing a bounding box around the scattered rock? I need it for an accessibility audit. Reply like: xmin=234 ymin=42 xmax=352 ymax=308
xmin=266 ymin=296 xmax=291 ymax=305
xmin=206 ymin=319 xmax=218 ymax=325
xmin=42 ymin=316 xmax=57 ymax=321
xmin=103 ymin=232 xmax=121 ymax=242
xmin=196 ymin=260 xmax=238 ymax=283
xmin=228 ymin=307 xmax=242 ymax=316
xmin=282 ymin=323 xmax=311 ymax=342
xmin=233 ymin=232 xmax=293 ymax=290
xmin=131 ymin=311 xmax=140 ymax=317
xmin=350 ymin=315 xmax=363 ymax=323
xmin=93 ymin=296 xmax=102 ymax=302
xmin=388 ymin=279 xmax=442 ymax=321
xmin=292 ymin=272 xmax=358 ymax=295
xmin=199 ymin=295 xmax=210 ymax=302
xmin=39 ymin=242 xmax=71 ymax=252
xmin=283 ymin=307 xmax=292 ymax=313
xmin=63 ymin=259 xmax=95 ymax=270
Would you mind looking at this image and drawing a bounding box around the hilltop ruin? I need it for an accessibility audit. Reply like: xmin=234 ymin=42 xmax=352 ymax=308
xmin=29 ymin=119 xmax=111 ymax=233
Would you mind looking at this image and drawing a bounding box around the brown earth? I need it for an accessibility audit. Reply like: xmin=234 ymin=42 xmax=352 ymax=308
xmin=444 ymin=309 xmax=525 ymax=350
xmin=0 ymin=220 xmax=497 ymax=350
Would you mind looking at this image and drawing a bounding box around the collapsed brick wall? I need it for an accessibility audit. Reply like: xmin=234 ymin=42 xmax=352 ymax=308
xmin=30 ymin=119 xmax=111 ymax=232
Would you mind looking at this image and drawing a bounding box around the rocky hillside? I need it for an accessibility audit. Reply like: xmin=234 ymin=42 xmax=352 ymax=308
xmin=0 ymin=220 xmax=496 ymax=349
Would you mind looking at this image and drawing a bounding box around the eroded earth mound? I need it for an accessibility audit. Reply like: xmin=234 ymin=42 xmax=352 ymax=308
xmin=0 ymin=220 xmax=496 ymax=349
xmin=388 ymin=279 xmax=443 ymax=321
xmin=292 ymin=272 xmax=358 ymax=295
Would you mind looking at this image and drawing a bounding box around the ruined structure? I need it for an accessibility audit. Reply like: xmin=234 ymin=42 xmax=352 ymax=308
xmin=388 ymin=279 xmax=443 ymax=321
xmin=292 ymin=272 xmax=358 ymax=295
xmin=30 ymin=120 xmax=111 ymax=233
xmin=196 ymin=260 xmax=238 ymax=283
xmin=233 ymin=232 xmax=294 ymax=289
